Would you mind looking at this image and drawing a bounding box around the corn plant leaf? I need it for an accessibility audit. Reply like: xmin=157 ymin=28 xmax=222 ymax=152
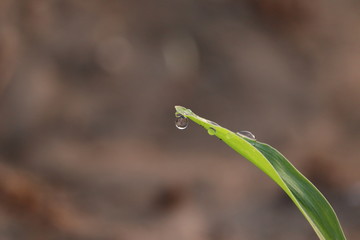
xmin=175 ymin=106 xmax=347 ymax=240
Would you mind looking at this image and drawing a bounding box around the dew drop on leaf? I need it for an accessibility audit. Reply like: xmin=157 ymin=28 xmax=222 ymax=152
xmin=207 ymin=128 xmax=216 ymax=135
xmin=236 ymin=131 xmax=256 ymax=140
xmin=175 ymin=114 xmax=188 ymax=130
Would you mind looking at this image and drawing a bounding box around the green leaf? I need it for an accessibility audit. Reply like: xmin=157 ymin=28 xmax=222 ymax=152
xmin=175 ymin=106 xmax=347 ymax=240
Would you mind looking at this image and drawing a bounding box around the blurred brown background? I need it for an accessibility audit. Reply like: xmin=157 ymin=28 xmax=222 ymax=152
xmin=0 ymin=0 xmax=359 ymax=239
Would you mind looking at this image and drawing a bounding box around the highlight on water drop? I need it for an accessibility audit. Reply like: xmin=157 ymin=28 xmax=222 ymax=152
xmin=175 ymin=113 xmax=189 ymax=130
xmin=236 ymin=131 xmax=256 ymax=140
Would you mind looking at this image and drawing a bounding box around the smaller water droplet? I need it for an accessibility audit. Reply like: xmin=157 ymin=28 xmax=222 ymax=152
xmin=236 ymin=131 xmax=256 ymax=140
xmin=207 ymin=128 xmax=216 ymax=135
xmin=175 ymin=114 xmax=189 ymax=130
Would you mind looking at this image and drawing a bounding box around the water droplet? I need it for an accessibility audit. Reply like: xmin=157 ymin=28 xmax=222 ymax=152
xmin=236 ymin=131 xmax=256 ymax=140
xmin=175 ymin=114 xmax=188 ymax=130
xmin=207 ymin=128 xmax=216 ymax=135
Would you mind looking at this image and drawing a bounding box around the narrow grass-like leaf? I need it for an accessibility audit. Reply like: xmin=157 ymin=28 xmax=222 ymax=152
xmin=175 ymin=106 xmax=347 ymax=240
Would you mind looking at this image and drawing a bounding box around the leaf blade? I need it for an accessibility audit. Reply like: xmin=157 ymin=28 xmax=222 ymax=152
xmin=175 ymin=106 xmax=347 ymax=240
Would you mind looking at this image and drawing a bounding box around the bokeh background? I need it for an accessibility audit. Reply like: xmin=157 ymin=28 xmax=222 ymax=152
xmin=0 ymin=0 xmax=360 ymax=239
